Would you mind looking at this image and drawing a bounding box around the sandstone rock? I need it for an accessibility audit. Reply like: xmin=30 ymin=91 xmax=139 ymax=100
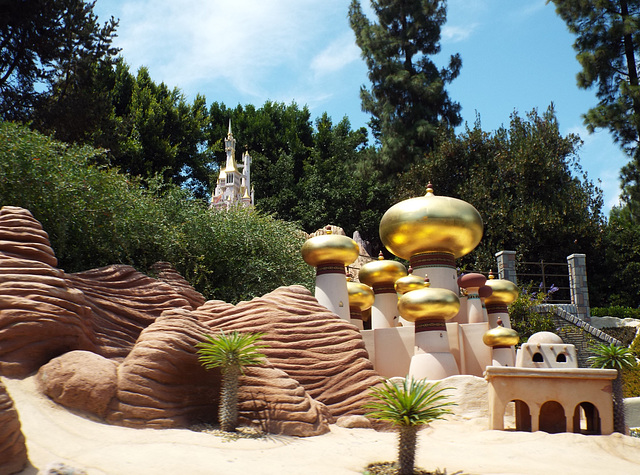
xmin=37 ymin=350 xmax=117 ymax=418
xmin=336 ymin=415 xmax=372 ymax=429
xmin=151 ymin=261 xmax=205 ymax=310
xmin=436 ymin=375 xmax=489 ymax=421
xmin=0 ymin=379 xmax=28 ymax=474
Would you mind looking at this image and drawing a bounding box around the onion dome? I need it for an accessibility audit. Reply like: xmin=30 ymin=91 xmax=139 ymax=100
xmin=478 ymin=285 xmax=493 ymax=299
xmin=485 ymin=272 xmax=519 ymax=306
xmin=527 ymin=332 xmax=563 ymax=345
xmin=395 ymin=268 xmax=428 ymax=295
xmin=301 ymin=230 xmax=359 ymax=267
xmin=397 ymin=285 xmax=460 ymax=323
xmin=483 ymin=326 xmax=519 ymax=347
xmin=347 ymin=280 xmax=375 ymax=312
xmin=379 ymin=184 xmax=483 ymax=260
xmin=359 ymin=252 xmax=407 ymax=289
xmin=457 ymin=272 xmax=487 ymax=289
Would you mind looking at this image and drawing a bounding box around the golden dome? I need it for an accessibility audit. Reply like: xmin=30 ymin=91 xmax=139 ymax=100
xmin=347 ymin=281 xmax=375 ymax=311
xmin=395 ymin=272 xmax=428 ymax=295
xmin=359 ymin=253 xmax=407 ymax=287
xmin=301 ymin=233 xmax=359 ymax=267
xmin=397 ymin=287 xmax=460 ymax=322
xmin=485 ymin=277 xmax=519 ymax=306
xmin=483 ymin=326 xmax=519 ymax=347
xmin=379 ymin=185 xmax=483 ymax=259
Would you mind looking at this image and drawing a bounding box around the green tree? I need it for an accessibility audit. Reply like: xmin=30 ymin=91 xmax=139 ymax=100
xmin=397 ymin=107 xmax=605 ymax=273
xmin=588 ymin=342 xmax=637 ymax=433
xmin=0 ymin=0 xmax=119 ymax=120
xmin=196 ymin=331 xmax=267 ymax=432
xmin=549 ymin=0 xmax=640 ymax=217
xmin=364 ymin=378 xmax=454 ymax=475
xmin=349 ymin=0 xmax=462 ymax=175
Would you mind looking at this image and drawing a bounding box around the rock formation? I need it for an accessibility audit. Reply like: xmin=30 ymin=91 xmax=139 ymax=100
xmin=0 ymin=379 xmax=28 ymax=474
xmin=2 ymin=206 xmax=382 ymax=438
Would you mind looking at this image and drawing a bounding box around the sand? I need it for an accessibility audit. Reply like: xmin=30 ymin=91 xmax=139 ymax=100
xmin=4 ymin=375 xmax=640 ymax=475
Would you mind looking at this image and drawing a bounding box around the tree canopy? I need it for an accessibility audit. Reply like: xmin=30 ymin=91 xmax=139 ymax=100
xmin=349 ymin=0 xmax=462 ymax=175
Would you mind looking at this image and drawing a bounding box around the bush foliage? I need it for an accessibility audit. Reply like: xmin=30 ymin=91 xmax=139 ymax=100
xmin=0 ymin=121 xmax=314 ymax=302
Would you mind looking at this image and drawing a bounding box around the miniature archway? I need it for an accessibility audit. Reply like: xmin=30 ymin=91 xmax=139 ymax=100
xmin=573 ymin=402 xmax=601 ymax=435
xmin=539 ymin=401 xmax=566 ymax=433
xmin=513 ymin=399 xmax=531 ymax=432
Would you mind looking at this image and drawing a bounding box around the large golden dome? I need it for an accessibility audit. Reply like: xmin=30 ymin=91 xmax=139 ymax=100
xmin=397 ymin=287 xmax=460 ymax=322
xmin=485 ymin=276 xmax=519 ymax=306
xmin=301 ymin=233 xmax=359 ymax=267
xmin=394 ymin=271 xmax=428 ymax=295
xmin=379 ymin=185 xmax=483 ymax=260
xmin=359 ymin=253 xmax=407 ymax=287
xmin=483 ymin=326 xmax=519 ymax=347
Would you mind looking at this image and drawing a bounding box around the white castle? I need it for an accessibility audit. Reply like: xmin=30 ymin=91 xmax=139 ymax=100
xmin=210 ymin=121 xmax=254 ymax=209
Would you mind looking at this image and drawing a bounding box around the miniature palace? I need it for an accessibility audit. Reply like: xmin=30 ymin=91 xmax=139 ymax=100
xmin=301 ymin=184 xmax=618 ymax=435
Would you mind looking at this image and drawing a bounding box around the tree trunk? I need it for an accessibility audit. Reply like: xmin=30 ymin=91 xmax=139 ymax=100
xmin=612 ymin=373 xmax=627 ymax=434
xmin=397 ymin=425 xmax=417 ymax=475
xmin=219 ymin=365 xmax=240 ymax=432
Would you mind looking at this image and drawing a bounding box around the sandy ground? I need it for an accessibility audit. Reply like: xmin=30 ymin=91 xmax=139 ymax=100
xmin=4 ymin=375 xmax=640 ymax=475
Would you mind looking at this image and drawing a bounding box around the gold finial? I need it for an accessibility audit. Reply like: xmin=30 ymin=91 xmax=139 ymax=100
xmin=407 ymin=266 xmax=413 ymax=274
xmin=326 ymin=225 xmax=332 ymax=235
xmin=378 ymin=251 xmax=384 ymax=261
xmin=424 ymin=276 xmax=430 ymax=288
xmin=425 ymin=183 xmax=434 ymax=195
xmin=489 ymin=270 xmax=495 ymax=280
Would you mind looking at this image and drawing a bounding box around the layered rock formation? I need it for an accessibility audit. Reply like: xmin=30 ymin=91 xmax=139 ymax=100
xmin=0 ymin=379 xmax=28 ymax=474
xmin=1 ymin=206 xmax=382 ymax=438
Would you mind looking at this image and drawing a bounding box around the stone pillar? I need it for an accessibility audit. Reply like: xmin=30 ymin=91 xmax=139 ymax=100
xmin=495 ymin=250 xmax=517 ymax=284
xmin=567 ymin=253 xmax=590 ymax=322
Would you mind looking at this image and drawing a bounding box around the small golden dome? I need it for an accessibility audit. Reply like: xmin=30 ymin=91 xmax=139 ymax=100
xmin=483 ymin=326 xmax=519 ymax=347
xmin=359 ymin=254 xmax=407 ymax=287
xmin=301 ymin=234 xmax=359 ymax=267
xmin=347 ymin=281 xmax=375 ymax=311
xmin=379 ymin=185 xmax=483 ymax=259
xmin=398 ymin=287 xmax=460 ymax=322
xmin=485 ymin=277 xmax=519 ymax=306
xmin=395 ymin=273 xmax=428 ymax=295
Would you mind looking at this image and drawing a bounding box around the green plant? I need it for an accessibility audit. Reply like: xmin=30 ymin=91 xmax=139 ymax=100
xmin=588 ymin=343 xmax=638 ymax=433
xmin=196 ymin=331 xmax=267 ymax=432
xmin=364 ymin=378 xmax=454 ymax=475
xmin=591 ymin=306 xmax=640 ymax=320
xmin=508 ymin=282 xmax=557 ymax=344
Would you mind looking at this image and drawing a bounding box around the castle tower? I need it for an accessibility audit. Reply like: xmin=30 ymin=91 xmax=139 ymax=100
xmin=301 ymin=228 xmax=359 ymax=321
xmin=211 ymin=121 xmax=254 ymax=209
xmin=359 ymin=252 xmax=407 ymax=329
xmin=485 ymin=272 xmax=520 ymax=328
xmin=347 ymin=277 xmax=374 ymax=330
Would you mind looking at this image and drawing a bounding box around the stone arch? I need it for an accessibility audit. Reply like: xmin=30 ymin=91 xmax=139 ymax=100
xmin=532 ymin=352 xmax=544 ymax=363
xmin=573 ymin=401 xmax=601 ymax=435
xmin=539 ymin=400 xmax=566 ymax=433
xmin=556 ymin=353 xmax=567 ymax=363
xmin=513 ymin=399 xmax=531 ymax=432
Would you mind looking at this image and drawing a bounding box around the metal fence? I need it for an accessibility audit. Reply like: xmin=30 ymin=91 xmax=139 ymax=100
xmin=515 ymin=260 xmax=571 ymax=304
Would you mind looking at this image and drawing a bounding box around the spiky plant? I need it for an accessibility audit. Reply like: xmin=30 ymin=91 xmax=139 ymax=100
xmin=364 ymin=378 xmax=454 ymax=475
xmin=197 ymin=330 xmax=267 ymax=432
xmin=588 ymin=342 xmax=637 ymax=434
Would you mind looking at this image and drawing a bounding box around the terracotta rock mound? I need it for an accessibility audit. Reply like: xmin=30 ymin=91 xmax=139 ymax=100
xmin=0 ymin=206 xmax=203 ymax=376
xmin=195 ymin=285 xmax=381 ymax=418
xmin=151 ymin=261 xmax=206 ymax=310
xmin=0 ymin=379 xmax=28 ymax=474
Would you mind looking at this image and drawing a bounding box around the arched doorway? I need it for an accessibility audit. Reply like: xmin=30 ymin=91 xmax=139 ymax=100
xmin=539 ymin=401 xmax=566 ymax=433
xmin=513 ymin=399 xmax=531 ymax=431
xmin=573 ymin=402 xmax=601 ymax=435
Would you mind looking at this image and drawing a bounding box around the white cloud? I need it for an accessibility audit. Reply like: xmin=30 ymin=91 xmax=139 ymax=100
xmin=310 ymin=33 xmax=360 ymax=76
xmin=441 ymin=24 xmax=477 ymax=43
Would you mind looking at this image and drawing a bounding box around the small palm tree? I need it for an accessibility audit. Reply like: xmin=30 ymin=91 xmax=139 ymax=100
xmin=364 ymin=377 xmax=454 ymax=475
xmin=197 ymin=330 xmax=267 ymax=432
xmin=588 ymin=342 xmax=637 ymax=434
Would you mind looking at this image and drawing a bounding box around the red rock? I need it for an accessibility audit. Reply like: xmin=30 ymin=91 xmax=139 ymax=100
xmin=0 ymin=379 xmax=28 ymax=474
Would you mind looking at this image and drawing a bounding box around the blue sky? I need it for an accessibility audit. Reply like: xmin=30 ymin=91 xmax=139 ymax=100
xmin=93 ymin=0 xmax=627 ymax=212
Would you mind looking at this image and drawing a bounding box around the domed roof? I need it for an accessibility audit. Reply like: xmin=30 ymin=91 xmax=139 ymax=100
xmin=397 ymin=286 xmax=460 ymax=322
xmin=527 ymin=331 xmax=563 ymax=345
xmin=394 ymin=269 xmax=428 ymax=295
xmin=301 ymin=232 xmax=359 ymax=267
xmin=483 ymin=326 xmax=519 ymax=347
xmin=379 ymin=184 xmax=483 ymax=260
xmin=359 ymin=252 xmax=407 ymax=287
xmin=485 ymin=274 xmax=519 ymax=306
xmin=347 ymin=280 xmax=375 ymax=311
xmin=457 ymin=273 xmax=487 ymax=289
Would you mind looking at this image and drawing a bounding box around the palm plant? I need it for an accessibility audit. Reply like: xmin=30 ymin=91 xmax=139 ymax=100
xmin=197 ymin=330 xmax=267 ymax=432
xmin=364 ymin=377 xmax=454 ymax=475
xmin=588 ymin=342 xmax=637 ymax=434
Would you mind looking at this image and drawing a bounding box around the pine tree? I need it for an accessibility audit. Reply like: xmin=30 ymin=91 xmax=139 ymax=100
xmin=349 ymin=0 xmax=462 ymax=175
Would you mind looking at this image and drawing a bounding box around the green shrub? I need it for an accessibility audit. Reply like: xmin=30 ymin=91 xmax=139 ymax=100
xmin=591 ymin=306 xmax=640 ymax=320
xmin=0 ymin=120 xmax=314 ymax=302
xmin=509 ymin=283 xmax=556 ymax=344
